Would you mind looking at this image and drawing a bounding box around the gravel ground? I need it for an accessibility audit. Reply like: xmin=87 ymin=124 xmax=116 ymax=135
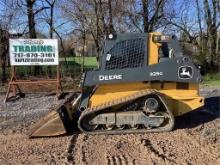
xmin=0 ymin=93 xmax=63 ymax=134
xmin=0 ymin=86 xmax=219 ymax=165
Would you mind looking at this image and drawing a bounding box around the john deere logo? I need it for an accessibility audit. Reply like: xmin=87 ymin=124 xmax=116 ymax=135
xmin=178 ymin=66 xmax=193 ymax=79
xmin=99 ymin=74 xmax=122 ymax=81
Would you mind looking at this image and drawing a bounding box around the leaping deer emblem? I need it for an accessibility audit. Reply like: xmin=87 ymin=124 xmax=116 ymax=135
xmin=180 ymin=67 xmax=191 ymax=77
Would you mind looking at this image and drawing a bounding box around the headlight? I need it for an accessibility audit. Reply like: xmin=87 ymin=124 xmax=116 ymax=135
xmin=107 ymin=33 xmax=117 ymax=40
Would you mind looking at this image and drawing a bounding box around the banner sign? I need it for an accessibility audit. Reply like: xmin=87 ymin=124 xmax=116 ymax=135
xmin=9 ymin=39 xmax=59 ymax=66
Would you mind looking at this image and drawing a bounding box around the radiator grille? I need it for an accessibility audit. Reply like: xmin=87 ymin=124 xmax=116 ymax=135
xmin=105 ymin=38 xmax=145 ymax=70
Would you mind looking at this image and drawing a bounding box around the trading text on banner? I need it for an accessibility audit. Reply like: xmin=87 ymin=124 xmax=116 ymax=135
xmin=9 ymin=39 xmax=59 ymax=66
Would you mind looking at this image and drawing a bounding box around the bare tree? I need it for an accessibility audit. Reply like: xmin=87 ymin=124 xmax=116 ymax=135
xmin=62 ymin=0 xmax=103 ymax=60
xmin=0 ymin=1 xmax=18 ymax=83
xmin=26 ymin=0 xmax=37 ymax=38
xmin=44 ymin=0 xmax=56 ymax=77
xmin=0 ymin=28 xmax=9 ymax=83
xmin=204 ymin=0 xmax=220 ymax=69
xmin=44 ymin=0 xmax=56 ymax=39
xmin=141 ymin=0 xmax=167 ymax=32
xmin=17 ymin=0 xmax=49 ymax=75
xmin=165 ymin=0 xmax=220 ymax=71
xmin=196 ymin=0 xmax=204 ymax=53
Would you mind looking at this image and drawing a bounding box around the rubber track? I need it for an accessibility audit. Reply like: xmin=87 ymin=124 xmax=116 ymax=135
xmin=78 ymin=89 xmax=175 ymax=134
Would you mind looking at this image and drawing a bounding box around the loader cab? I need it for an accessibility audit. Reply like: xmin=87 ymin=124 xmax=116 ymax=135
xmin=100 ymin=33 xmax=183 ymax=70
xmin=158 ymin=42 xmax=174 ymax=61
xmin=100 ymin=33 xmax=148 ymax=71
xmin=149 ymin=34 xmax=183 ymax=65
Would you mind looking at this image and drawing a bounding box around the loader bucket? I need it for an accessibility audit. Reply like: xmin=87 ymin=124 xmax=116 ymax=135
xmin=29 ymin=107 xmax=72 ymax=137
xmin=29 ymin=93 xmax=81 ymax=138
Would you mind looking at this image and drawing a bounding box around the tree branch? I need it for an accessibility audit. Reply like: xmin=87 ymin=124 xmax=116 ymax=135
xmin=34 ymin=6 xmax=50 ymax=15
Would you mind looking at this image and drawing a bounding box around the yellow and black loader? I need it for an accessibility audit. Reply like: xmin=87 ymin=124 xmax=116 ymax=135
xmin=29 ymin=32 xmax=204 ymax=137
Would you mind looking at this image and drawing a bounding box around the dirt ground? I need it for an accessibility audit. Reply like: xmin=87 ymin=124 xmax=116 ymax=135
xmin=0 ymin=85 xmax=219 ymax=165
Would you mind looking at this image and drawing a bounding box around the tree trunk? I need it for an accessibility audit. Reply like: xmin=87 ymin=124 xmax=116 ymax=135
xmin=108 ymin=0 xmax=115 ymax=33
xmin=81 ymin=31 xmax=86 ymax=73
xmin=203 ymin=0 xmax=219 ymax=71
xmin=142 ymin=0 xmax=149 ymax=32
xmin=1 ymin=58 xmax=6 ymax=83
xmin=99 ymin=0 xmax=107 ymax=35
xmin=216 ymin=32 xmax=219 ymax=58
xmin=26 ymin=0 xmax=40 ymax=75
xmin=209 ymin=29 xmax=217 ymax=71
xmin=196 ymin=0 xmax=204 ymax=53
xmin=0 ymin=29 xmax=8 ymax=83
xmin=94 ymin=0 xmax=102 ymax=62
xmin=47 ymin=0 xmax=56 ymax=78
xmin=27 ymin=0 xmax=37 ymax=39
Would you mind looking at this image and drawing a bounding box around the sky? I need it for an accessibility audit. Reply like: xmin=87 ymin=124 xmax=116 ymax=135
xmin=0 ymin=0 xmax=213 ymax=38
xmin=0 ymin=0 xmax=73 ymax=38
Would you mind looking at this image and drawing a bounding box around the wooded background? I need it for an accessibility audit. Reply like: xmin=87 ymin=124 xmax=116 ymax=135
xmin=0 ymin=0 xmax=220 ymax=84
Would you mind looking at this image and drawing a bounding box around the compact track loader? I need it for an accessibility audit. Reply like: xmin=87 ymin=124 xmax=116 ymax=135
xmin=29 ymin=32 xmax=204 ymax=137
